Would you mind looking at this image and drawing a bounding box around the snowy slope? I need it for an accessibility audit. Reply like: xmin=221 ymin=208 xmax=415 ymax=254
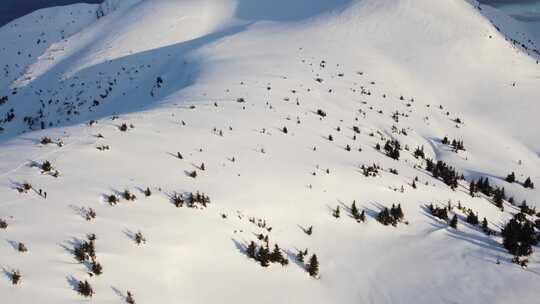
xmin=0 ymin=0 xmax=539 ymax=303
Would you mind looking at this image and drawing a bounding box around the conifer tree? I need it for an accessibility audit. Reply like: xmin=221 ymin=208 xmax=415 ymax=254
xmin=126 ymin=291 xmax=136 ymax=304
xmin=493 ymin=188 xmax=504 ymax=210
xmin=469 ymin=180 xmax=476 ymax=197
xmin=270 ymin=244 xmax=285 ymax=264
xmin=482 ymin=217 xmax=489 ymax=233
xmin=450 ymin=215 xmax=458 ymax=229
xmin=78 ymin=280 xmax=94 ymax=297
xmin=246 ymin=241 xmax=257 ymax=259
xmin=466 ymin=211 xmax=479 ymax=226
xmin=524 ymin=177 xmax=534 ymax=189
xmin=0 ymin=218 xmax=7 ymax=229
xmin=333 ymin=206 xmax=340 ymax=218
xmin=258 ymin=246 xmax=270 ymax=267
xmin=359 ymin=210 xmax=366 ymax=222
xmin=351 ymin=201 xmax=360 ymax=220
xmin=307 ymin=254 xmax=319 ymax=277
xmin=297 ymin=250 xmax=305 ymax=263
xmin=502 ymin=214 xmax=538 ymax=256
xmin=506 ymin=172 xmax=516 ymax=183
xmin=10 ymin=270 xmax=21 ymax=285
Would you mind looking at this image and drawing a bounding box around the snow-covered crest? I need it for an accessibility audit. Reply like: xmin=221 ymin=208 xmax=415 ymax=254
xmin=0 ymin=0 xmax=538 ymax=303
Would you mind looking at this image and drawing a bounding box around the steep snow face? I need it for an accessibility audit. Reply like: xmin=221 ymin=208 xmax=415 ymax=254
xmin=0 ymin=1 xmax=539 ymax=304
xmin=96 ymin=0 xmax=143 ymax=18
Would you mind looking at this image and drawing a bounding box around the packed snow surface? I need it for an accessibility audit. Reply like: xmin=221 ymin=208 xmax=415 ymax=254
xmin=0 ymin=0 xmax=539 ymax=303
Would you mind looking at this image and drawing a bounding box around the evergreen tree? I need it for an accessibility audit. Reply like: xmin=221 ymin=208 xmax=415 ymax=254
xmin=377 ymin=208 xmax=397 ymax=226
xmin=246 ymin=241 xmax=257 ymax=259
xmin=351 ymin=201 xmax=360 ymax=220
xmin=493 ymin=188 xmax=504 ymax=209
xmin=482 ymin=217 xmax=489 ymax=233
xmin=126 ymin=291 xmax=136 ymax=304
xmin=466 ymin=211 xmax=479 ymax=226
xmin=390 ymin=204 xmax=404 ymax=222
xmin=258 ymin=246 xmax=270 ymax=267
xmin=270 ymin=244 xmax=285 ymax=264
xmin=144 ymin=187 xmax=152 ymax=197
xmin=502 ymin=214 xmax=538 ymax=256
xmin=524 ymin=177 xmax=534 ymax=189
xmin=333 ymin=206 xmax=340 ymax=218
xmin=78 ymin=280 xmax=94 ymax=297
xmin=10 ymin=270 xmax=21 ymax=285
xmin=413 ymin=146 xmax=425 ymax=159
xmin=469 ymin=180 xmax=476 ymax=197
xmin=297 ymin=251 xmax=305 ymax=263
xmin=91 ymin=260 xmax=103 ymax=275
xmin=359 ymin=210 xmax=366 ymax=222
xmin=450 ymin=215 xmax=458 ymax=229
xmin=307 ymin=254 xmax=319 ymax=277
xmin=505 ymin=172 xmax=516 ymax=183
xmin=0 ymin=218 xmax=7 ymax=229
xmin=520 ymin=201 xmax=536 ymax=215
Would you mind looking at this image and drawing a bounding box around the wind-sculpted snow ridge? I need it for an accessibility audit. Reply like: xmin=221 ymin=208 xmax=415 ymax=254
xmin=0 ymin=1 xmax=539 ymax=303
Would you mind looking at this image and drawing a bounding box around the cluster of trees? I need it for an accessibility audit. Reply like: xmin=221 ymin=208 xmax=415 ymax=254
xmin=506 ymin=172 xmax=535 ymax=189
xmin=0 ymin=218 xmax=7 ymax=229
xmin=135 ymin=231 xmax=146 ymax=245
xmin=10 ymin=270 xmax=21 ymax=285
xmin=361 ymin=164 xmax=380 ymax=177
xmin=524 ymin=177 xmax=534 ymax=189
xmin=246 ymin=241 xmax=288 ymax=267
xmin=519 ymin=201 xmax=536 ymax=216
xmin=78 ymin=280 xmax=94 ymax=297
xmin=413 ymin=146 xmax=425 ymax=159
xmin=15 ymin=181 xmax=33 ymax=193
xmin=17 ymin=242 xmax=28 ymax=253
xmin=502 ymin=213 xmax=538 ymax=257
xmin=83 ymin=207 xmax=97 ymax=221
xmin=351 ymin=201 xmax=366 ymax=222
xmin=107 ymin=194 xmax=119 ymax=205
xmin=297 ymin=249 xmax=319 ymax=278
xmin=469 ymin=178 xmax=506 ymax=209
xmin=171 ymin=192 xmax=211 ymax=208
xmin=428 ymin=204 xmax=448 ymax=221
xmin=123 ymin=190 xmax=136 ymax=201
xmin=426 ymin=159 xmax=461 ymax=189
xmin=377 ymin=204 xmax=404 ymax=226
xmin=383 ymin=139 xmax=401 ymax=160
xmin=441 ymin=137 xmax=465 ymax=151
xmin=73 ymin=234 xmax=102 ymax=276
xmin=317 ymin=109 xmax=326 ymax=117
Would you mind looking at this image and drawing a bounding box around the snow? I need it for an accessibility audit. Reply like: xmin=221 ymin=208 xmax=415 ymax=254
xmin=0 ymin=0 xmax=539 ymax=303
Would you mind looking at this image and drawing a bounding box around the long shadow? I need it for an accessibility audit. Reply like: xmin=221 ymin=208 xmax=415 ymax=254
xmin=421 ymin=205 xmax=507 ymax=254
xmin=0 ymin=23 xmax=252 ymax=144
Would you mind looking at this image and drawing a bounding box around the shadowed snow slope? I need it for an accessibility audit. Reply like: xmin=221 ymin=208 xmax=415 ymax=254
xmin=0 ymin=0 xmax=539 ymax=303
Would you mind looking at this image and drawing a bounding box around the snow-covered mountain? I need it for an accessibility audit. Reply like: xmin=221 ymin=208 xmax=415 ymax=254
xmin=1 ymin=0 xmax=539 ymax=303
